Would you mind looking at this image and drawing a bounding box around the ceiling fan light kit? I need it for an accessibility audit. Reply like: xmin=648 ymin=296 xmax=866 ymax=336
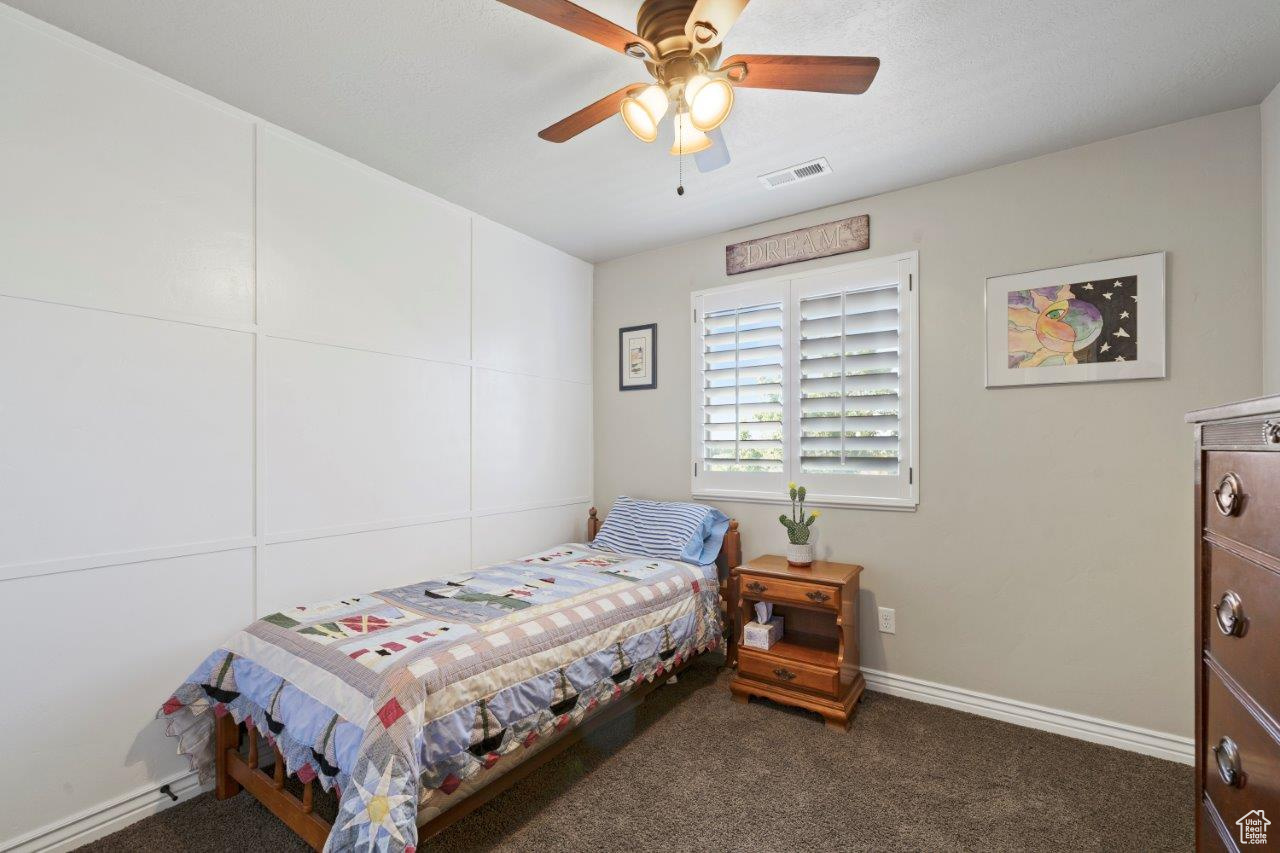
xmin=500 ymin=0 xmax=880 ymax=164
xmin=620 ymin=83 xmax=670 ymax=142
xmin=670 ymin=111 xmax=714 ymax=154
xmin=684 ymin=74 xmax=733 ymax=132
xmin=619 ymin=50 xmax=737 ymax=152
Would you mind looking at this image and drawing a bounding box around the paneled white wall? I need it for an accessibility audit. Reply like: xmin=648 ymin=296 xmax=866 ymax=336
xmin=0 ymin=300 xmax=255 ymax=570
xmin=0 ymin=551 xmax=255 ymax=844
xmin=471 ymin=503 xmax=593 ymax=568
xmin=0 ymin=11 xmax=254 ymax=324
xmin=472 ymin=218 xmax=592 ymax=383
xmin=261 ymin=338 xmax=472 ymax=537
xmin=472 ymin=369 xmax=592 ymax=513
xmin=258 ymin=521 xmax=471 ymax=616
xmin=0 ymin=8 xmax=592 ymax=851
xmin=258 ymin=129 xmax=472 ymax=361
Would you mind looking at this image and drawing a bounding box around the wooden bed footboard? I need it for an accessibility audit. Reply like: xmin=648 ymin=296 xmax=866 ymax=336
xmin=214 ymin=507 xmax=741 ymax=851
xmin=216 ymin=713 xmax=331 ymax=850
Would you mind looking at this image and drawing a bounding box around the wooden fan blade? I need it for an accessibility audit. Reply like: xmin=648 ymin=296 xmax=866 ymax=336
xmin=684 ymin=0 xmax=750 ymax=50
xmin=538 ymin=84 xmax=646 ymax=143
xmin=496 ymin=0 xmax=655 ymax=56
xmin=721 ymin=54 xmax=880 ymax=95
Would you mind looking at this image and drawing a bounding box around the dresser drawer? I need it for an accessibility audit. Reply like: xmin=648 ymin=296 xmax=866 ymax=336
xmin=1199 ymin=796 xmax=1235 ymax=852
xmin=1206 ymin=544 xmax=1280 ymax=717
xmin=1206 ymin=452 xmax=1280 ymax=557
xmin=738 ymin=648 xmax=839 ymax=697
xmin=738 ymin=573 xmax=838 ymax=610
xmin=1203 ymin=665 xmax=1280 ymax=834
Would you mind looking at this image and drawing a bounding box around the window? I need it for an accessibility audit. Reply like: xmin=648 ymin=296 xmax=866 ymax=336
xmin=691 ymin=251 xmax=918 ymax=509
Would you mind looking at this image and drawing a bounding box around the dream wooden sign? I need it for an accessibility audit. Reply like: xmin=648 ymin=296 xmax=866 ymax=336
xmin=726 ymin=215 xmax=870 ymax=275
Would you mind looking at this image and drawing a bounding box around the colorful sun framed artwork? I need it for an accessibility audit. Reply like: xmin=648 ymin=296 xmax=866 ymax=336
xmin=984 ymin=252 xmax=1166 ymax=388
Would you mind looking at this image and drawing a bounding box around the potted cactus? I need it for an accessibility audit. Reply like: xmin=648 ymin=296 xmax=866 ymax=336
xmin=779 ymin=483 xmax=819 ymax=567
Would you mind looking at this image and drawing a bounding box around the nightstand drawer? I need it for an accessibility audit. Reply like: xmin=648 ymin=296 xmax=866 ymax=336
xmin=738 ymin=648 xmax=839 ymax=697
xmin=738 ymin=574 xmax=838 ymax=610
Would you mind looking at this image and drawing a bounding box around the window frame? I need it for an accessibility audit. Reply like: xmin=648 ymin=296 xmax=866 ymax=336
xmin=690 ymin=250 xmax=919 ymax=511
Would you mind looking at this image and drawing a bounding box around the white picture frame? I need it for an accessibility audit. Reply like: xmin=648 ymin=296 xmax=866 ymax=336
xmin=985 ymin=251 xmax=1166 ymax=388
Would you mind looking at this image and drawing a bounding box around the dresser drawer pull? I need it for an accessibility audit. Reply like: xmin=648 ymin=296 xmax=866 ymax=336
xmin=1214 ymin=590 xmax=1247 ymax=637
xmin=1213 ymin=472 xmax=1243 ymax=517
xmin=772 ymin=668 xmax=797 ymax=682
xmin=745 ymin=581 xmax=767 ymax=594
xmin=805 ymin=590 xmax=831 ymax=603
xmin=1213 ymin=736 xmax=1245 ymax=788
xmin=1266 ymin=419 xmax=1280 ymax=444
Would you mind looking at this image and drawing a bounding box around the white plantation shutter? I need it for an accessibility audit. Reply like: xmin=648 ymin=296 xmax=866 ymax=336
xmin=702 ymin=303 xmax=784 ymax=472
xmin=692 ymin=252 xmax=917 ymax=508
xmin=693 ymin=282 xmax=788 ymax=496
xmin=798 ymin=284 xmax=900 ymax=475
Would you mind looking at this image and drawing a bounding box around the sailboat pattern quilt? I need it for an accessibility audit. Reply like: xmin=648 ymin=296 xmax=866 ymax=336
xmin=159 ymin=544 xmax=722 ymax=852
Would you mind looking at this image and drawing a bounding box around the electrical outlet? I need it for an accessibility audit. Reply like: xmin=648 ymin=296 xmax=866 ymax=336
xmin=878 ymin=607 xmax=896 ymax=634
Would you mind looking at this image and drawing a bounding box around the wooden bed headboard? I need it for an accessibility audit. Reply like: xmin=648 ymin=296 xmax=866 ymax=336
xmin=586 ymin=506 xmax=742 ymax=575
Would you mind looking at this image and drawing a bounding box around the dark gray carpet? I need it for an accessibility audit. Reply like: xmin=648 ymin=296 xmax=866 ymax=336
xmin=79 ymin=658 xmax=1192 ymax=852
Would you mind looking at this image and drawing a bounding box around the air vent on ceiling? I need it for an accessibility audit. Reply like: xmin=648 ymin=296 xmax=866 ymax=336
xmin=758 ymin=158 xmax=832 ymax=190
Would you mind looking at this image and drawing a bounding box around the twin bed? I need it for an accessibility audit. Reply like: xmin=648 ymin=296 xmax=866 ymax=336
xmin=160 ymin=503 xmax=741 ymax=852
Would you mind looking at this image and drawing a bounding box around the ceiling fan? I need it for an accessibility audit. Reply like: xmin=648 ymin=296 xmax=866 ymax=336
xmin=495 ymin=0 xmax=880 ymax=168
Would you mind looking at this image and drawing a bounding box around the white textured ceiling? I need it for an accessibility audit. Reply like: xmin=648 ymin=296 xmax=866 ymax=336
xmin=9 ymin=0 xmax=1280 ymax=262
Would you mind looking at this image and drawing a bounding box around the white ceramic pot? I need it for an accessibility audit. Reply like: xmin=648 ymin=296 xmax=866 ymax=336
xmin=786 ymin=542 xmax=814 ymax=567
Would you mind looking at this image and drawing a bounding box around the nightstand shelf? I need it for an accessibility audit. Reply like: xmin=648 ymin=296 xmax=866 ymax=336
xmin=750 ymin=633 xmax=838 ymax=668
xmin=729 ymin=555 xmax=864 ymax=730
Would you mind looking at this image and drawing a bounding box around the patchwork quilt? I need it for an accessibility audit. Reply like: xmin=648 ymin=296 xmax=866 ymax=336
xmin=159 ymin=544 xmax=722 ymax=852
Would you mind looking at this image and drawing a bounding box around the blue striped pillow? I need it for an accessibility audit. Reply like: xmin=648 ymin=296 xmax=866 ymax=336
xmin=591 ymin=496 xmax=730 ymax=565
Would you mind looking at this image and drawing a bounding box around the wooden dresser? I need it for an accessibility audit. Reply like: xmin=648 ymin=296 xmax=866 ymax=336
xmin=728 ymin=555 xmax=865 ymax=730
xmin=1188 ymin=396 xmax=1280 ymax=851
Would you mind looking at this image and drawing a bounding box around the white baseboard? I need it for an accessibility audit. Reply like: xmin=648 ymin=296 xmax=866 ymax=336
xmin=862 ymin=666 xmax=1194 ymax=765
xmin=1 ymin=770 xmax=207 ymax=853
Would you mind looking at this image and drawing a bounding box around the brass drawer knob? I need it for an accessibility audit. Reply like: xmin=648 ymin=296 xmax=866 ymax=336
xmin=772 ymin=667 xmax=797 ymax=682
xmin=745 ymin=581 xmax=767 ymax=594
xmin=805 ymin=590 xmax=831 ymax=603
xmin=1213 ymin=736 xmax=1244 ymax=788
xmin=1213 ymin=472 xmax=1243 ymax=517
xmin=1214 ymin=590 xmax=1247 ymax=637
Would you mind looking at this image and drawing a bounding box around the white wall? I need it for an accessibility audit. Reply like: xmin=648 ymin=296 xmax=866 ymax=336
xmin=0 ymin=7 xmax=591 ymax=850
xmin=594 ymin=107 xmax=1264 ymax=745
xmin=1264 ymin=81 xmax=1280 ymax=394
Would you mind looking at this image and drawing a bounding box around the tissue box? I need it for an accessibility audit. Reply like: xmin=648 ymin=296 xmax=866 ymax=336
xmin=742 ymin=616 xmax=783 ymax=651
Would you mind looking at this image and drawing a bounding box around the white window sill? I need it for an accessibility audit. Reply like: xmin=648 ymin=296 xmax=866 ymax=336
xmin=691 ymin=489 xmax=917 ymax=512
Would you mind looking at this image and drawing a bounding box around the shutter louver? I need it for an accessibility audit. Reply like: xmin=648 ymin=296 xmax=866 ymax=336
xmin=798 ymin=284 xmax=900 ymax=475
xmin=701 ymin=302 xmax=785 ymax=473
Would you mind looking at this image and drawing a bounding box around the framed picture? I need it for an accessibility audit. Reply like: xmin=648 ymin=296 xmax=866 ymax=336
xmin=985 ymin=251 xmax=1166 ymax=388
xmin=619 ymin=323 xmax=657 ymax=391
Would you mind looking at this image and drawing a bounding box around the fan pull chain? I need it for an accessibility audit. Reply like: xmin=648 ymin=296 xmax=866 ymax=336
xmin=676 ymin=111 xmax=685 ymax=197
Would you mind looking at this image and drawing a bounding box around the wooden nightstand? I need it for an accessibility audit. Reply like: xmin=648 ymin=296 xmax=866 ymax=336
xmin=728 ymin=555 xmax=865 ymax=730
